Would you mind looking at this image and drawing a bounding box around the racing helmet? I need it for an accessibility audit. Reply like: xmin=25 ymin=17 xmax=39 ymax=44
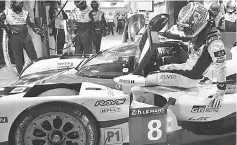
xmin=91 ymin=1 xmax=100 ymax=10
xmin=209 ymin=2 xmax=220 ymax=17
xmin=177 ymin=2 xmax=209 ymax=38
xmin=226 ymin=0 xmax=236 ymax=13
xmin=11 ymin=0 xmax=24 ymax=13
xmin=74 ymin=0 xmax=87 ymax=10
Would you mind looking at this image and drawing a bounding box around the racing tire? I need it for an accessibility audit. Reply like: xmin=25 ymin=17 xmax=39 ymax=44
xmin=9 ymin=103 xmax=100 ymax=145
xmin=37 ymin=88 xmax=78 ymax=97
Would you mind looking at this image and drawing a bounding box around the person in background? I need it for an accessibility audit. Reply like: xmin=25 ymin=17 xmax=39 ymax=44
xmin=0 ymin=0 xmax=44 ymax=74
xmin=49 ymin=0 xmax=68 ymax=55
xmin=89 ymin=0 xmax=106 ymax=53
xmin=219 ymin=0 xmax=226 ymax=15
xmin=145 ymin=11 xmax=149 ymax=25
xmin=209 ymin=2 xmax=225 ymax=32
xmin=107 ymin=12 xmax=114 ymax=35
xmin=117 ymin=14 xmax=124 ymax=34
xmin=224 ymin=0 xmax=237 ymax=32
xmin=116 ymin=13 xmax=119 ymax=32
xmin=72 ymin=0 xmax=93 ymax=54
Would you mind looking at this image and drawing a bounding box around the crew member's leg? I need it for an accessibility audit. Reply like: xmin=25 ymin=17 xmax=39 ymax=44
xmin=132 ymin=71 xmax=201 ymax=103
xmin=23 ymin=34 xmax=37 ymax=61
xmin=80 ymin=30 xmax=92 ymax=54
xmin=75 ymin=33 xmax=83 ymax=54
xmin=57 ymin=29 xmax=65 ymax=54
xmin=9 ymin=35 xmax=24 ymax=74
xmin=145 ymin=71 xmax=201 ymax=88
xmin=94 ymin=30 xmax=102 ymax=53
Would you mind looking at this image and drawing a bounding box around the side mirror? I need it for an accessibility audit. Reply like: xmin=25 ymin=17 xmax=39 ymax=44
xmin=149 ymin=13 xmax=169 ymax=32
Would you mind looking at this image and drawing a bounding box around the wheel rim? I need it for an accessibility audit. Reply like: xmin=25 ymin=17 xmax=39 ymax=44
xmin=24 ymin=112 xmax=87 ymax=145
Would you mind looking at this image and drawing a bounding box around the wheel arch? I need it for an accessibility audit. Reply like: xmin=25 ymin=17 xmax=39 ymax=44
xmin=8 ymin=100 xmax=101 ymax=142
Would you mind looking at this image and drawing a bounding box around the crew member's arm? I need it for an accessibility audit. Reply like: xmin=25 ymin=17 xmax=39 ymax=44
xmin=101 ymin=12 xmax=107 ymax=28
xmin=0 ymin=12 xmax=15 ymax=34
xmin=208 ymin=40 xmax=227 ymax=91
xmin=26 ymin=14 xmax=43 ymax=35
xmin=26 ymin=13 xmax=37 ymax=30
xmin=219 ymin=16 xmax=225 ymax=32
xmin=89 ymin=10 xmax=95 ymax=31
xmin=160 ymin=25 xmax=191 ymax=42
xmin=62 ymin=10 xmax=68 ymax=20
xmin=0 ymin=12 xmax=7 ymax=29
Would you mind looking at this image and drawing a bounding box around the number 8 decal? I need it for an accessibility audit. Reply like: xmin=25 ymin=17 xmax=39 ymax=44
xmin=148 ymin=120 xmax=162 ymax=140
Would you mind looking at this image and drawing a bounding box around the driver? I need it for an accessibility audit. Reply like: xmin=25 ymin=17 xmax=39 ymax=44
xmin=134 ymin=2 xmax=227 ymax=108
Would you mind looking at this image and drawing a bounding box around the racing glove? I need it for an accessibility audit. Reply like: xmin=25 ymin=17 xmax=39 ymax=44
xmin=209 ymin=85 xmax=226 ymax=108
xmin=71 ymin=34 xmax=77 ymax=45
xmin=33 ymin=27 xmax=45 ymax=36
xmin=5 ymin=25 xmax=18 ymax=35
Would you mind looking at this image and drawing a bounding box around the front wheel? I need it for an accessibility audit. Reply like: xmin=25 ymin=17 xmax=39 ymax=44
xmin=9 ymin=103 xmax=99 ymax=145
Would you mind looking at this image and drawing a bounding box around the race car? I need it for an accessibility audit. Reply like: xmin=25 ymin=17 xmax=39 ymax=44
xmin=0 ymin=13 xmax=236 ymax=145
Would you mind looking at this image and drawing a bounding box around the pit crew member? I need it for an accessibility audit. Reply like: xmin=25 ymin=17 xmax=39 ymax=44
xmin=224 ymin=0 xmax=237 ymax=32
xmin=0 ymin=0 xmax=44 ymax=74
xmin=89 ymin=0 xmax=106 ymax=53
xmin=209 ymin=2 xmax=225 ymax=32
xmin=72 ymin=0 xmax=93 ymax=54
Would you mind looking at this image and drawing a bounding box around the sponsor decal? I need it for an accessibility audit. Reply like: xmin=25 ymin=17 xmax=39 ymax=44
xmin=57 ymin=62 xmax=73 ymax=69
xmin=160 ymin=74 xmax=176 ymax=79
xmin=130 ymin=107 xmax=166 ymax=117
xmin=85 ymin=87 xmax=103 ymax=90
xmin=122 ymin=68 xmax=129 ymax=73
xmin=191 ymin=105 xmax=219 ymax=113
xmin=104 ymin=128 xmax=123 ymax=144
xmin=214 ymin=49 xmax=226 ymax=57
xmin=115 ymin=84 xmax=122 ymax=90
xmin=10 ymin=87 xmax=27 ymax=94
xmin=119 ymin=79 xmax=134 ymax=84
xmin=100 ymin=107 xmax=121 ymax=113
xmin=188 ymin=117 xmax=210 ymax=121
xmin=0 ymin=117 xmax=8 ymax=123
xmin=107 ymin=88 xmax=114 ymax=96
xmin=94 ymin=98 xmax=126 ymax=106
xmin=216 ymin=56 xmax=225 ymax=63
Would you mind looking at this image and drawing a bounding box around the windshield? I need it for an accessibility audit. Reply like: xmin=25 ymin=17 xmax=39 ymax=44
xmin=77 ymin=43 xmax=137 ymax=79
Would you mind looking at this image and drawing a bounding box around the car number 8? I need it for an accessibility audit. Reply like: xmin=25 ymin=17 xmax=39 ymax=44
xmin=148 ymin=120 xmax=162 ymax=140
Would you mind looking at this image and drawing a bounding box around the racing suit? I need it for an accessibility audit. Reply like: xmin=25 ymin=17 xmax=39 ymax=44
xmin=89 ymin=9 xmax=106 ymax=53
xmin=49 ymin=6 xmax=68 ymax=54
xmin=133 ymin=27 xmax=227 ymax=107
xmin=224 ymin=11 xmax=237 ymax=32
xmin=144 ymin=27 xmax=226 ymax=88
xmin=72 ymin=6 xmax=93 ymax=54
xmin=213 ymin=13 xmax=225 ymax=32
xmin=0 ymin=9 xmax=42 ymax=74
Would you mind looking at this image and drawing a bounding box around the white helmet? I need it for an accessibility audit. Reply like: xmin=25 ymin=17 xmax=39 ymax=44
xmin=226 ymin=0 xmax=236 ymax=13
xmin=177 ymin=2 xmax=209 ymax=38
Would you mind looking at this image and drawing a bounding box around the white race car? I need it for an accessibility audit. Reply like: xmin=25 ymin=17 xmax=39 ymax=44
xmin=0 ymin=14 xmax=235 ymax=145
